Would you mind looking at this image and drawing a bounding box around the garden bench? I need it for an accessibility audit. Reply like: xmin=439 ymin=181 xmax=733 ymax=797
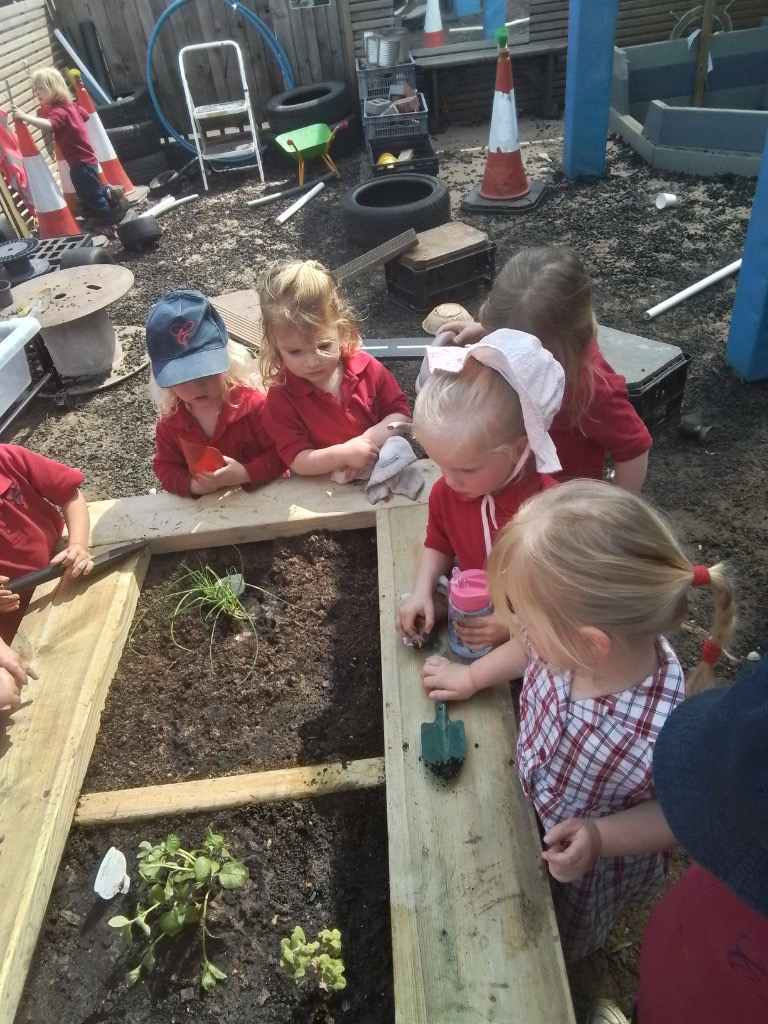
xmin=411 ymin=37 xmax=568 ymax=129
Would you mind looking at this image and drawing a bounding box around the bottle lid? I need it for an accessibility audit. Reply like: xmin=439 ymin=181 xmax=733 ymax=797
xmin=449 ymin=568 xmax=491 ymax=611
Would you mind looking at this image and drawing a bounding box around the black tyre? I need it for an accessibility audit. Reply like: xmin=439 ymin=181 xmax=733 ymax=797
xmin=266 ymin=81 xmax=350 ymax=135
xmin=59 ymin=246 xmax=116 ymax=268
xmin=118 ymin=214 xmax=162 ymax=253
xmin=149 ymin=170 xmax=182 ymax=197
xmin=341 ymin=174 xmax=450 ymax=247
xmin=329 ymin=110 xmax=361 ymax=159
xmin=121 ymin=150 xmax=169 ymax=186
xmin=107 ymin=120 xmax=162 ymax=162
xmin=95 ymin=87 xmax=156 ymax=129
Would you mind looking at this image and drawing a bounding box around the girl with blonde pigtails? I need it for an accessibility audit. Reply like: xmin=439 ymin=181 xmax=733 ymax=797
xmin=421 ymin=479 xmax=735 ymax=962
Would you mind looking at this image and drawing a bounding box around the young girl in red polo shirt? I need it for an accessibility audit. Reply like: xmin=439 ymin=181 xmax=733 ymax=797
xmin=146 ymin=290 xmax=286 ymax=497
xmin=436 ymin=246 xmax=652 ymax=491
xmin=421 ymin=480 xmax=734 ymax=962
xmin=258 ymin=260 xmax=411 ymax=479
xmin=396 ymin=329 xmax=564 ymax=652
xmin=12 ymin=68 xmax=119 ymax=238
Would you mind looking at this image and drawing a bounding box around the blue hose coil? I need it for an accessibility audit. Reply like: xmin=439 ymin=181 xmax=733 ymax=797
xmin=146 ymin=0 xmax=294 ymax=159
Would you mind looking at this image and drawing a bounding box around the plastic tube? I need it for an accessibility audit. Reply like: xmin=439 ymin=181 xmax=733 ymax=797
xmin=276 ymin=181 xmax=325 ymax=224
xmin=246 ymin=172 xmax=335 ymax=207
xmin=145 ymin=0 xmax=294 ymax=158
xmin=644 ymin=259 xmax=742 ymax=320
xmin=53 ymin=29 xmax=112 ymax=104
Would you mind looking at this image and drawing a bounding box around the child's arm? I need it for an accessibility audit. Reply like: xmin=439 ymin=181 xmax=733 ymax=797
xmin=0 ymin=638 xmax=37 ymax=712
xmin=361 ymin=413 xmax=412 ymax=448
xmin=396 ymin=546 xmax=453 ymax=642
xmin=453 ymin=610 xmax=510 ymax=650
xmin=421 ymin=636 xmax=528 ymax=701
xmin=439 ymin=320 xmax=488 ymax=346
xmin=612 ymin=452 xmax=649 ymax=493
xmin=0 ymin=577 xmax=20 ymax=614
xmin=11 ymin=105 xmax=52 ymax=131
xmin=50 ymin=489 xmax=93 ymax=578
xmin=290 ymin=437 xmax=379 ymax=479
xmin=153 ymin=420 xmax=197 ymax=496
xmin=541 ymin=801 xmax=677 ymax=883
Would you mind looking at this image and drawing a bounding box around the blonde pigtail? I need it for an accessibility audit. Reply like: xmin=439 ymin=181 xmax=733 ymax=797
xmin=687 ymin=562 xmax=736 ymax=695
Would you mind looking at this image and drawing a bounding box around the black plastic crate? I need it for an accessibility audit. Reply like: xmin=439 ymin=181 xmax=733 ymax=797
xmin=385 ymin=242 xmax=496 ymax=312
xmin=34 ymin=233 xmax=93 ymax=267
xmin=366 ymin=134 xmax=439 ymax=177
xmin=627 ymin=352 xmax=692 ymax=430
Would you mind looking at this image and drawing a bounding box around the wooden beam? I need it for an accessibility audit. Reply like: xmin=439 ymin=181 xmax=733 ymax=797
xmin=76 ymin=757 xmax=385 ymax=825
xmin=376 ymin=505 xmax=575 ymax=1023
xmin=0 ymin=549 xmax=150 ymax=1024
xmin=692 ymin=0 xmax=717 ymax=107
xmin=87 ymin=461 xmax=440 ymax=551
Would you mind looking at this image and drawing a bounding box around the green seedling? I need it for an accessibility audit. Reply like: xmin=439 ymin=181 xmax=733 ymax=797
xmin=280 ymin=925 xmax=346 ymax=1009
xmin=108 ymin=827 xmax=249 ymax=991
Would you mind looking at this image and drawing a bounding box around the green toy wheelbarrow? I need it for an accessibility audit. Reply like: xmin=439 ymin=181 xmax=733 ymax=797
xmin=274 ymin=121 xmax=347 ymax=186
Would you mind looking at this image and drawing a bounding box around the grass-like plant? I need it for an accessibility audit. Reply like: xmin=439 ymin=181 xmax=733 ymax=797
xmin=280 ymin=925 xmax=346 ymax=1012
xmin=109 ymin=827 xmax=249 ymax=991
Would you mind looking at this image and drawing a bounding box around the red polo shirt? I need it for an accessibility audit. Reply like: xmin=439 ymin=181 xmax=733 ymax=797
xmin=263 ymin=350 xmax=410 ymax=466
xmin=45 ymin=101 xmax=97 ymax=167
xmin=424 ymin=471 xmax=558 ymax=570
xmin=551 ymin=338 xmax=652 ymax=481
xmin=153 ymin=385 xmax=287 ymax=496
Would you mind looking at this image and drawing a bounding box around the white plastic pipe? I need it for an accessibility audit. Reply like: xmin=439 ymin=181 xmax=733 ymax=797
xmin=138 ymin=194 xmax=199 ymax=219
xmin=276 ymin=181 xmax=325 ymax=225
xmin=53 ymin=29 xmax=112 ymax=104
xmin=644 ymin=259 xmax=742 ymax=320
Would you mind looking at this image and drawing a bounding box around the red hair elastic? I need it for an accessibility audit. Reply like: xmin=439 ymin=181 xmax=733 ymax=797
xmin=692 ymin=565 xmax=711 ymax=587
xmin=701 ymin=639 xmax=722 ymax=666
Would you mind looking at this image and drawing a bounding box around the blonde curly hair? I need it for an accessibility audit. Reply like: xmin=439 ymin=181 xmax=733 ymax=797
xmin=148 ymin=339 xmax=262 ymax=417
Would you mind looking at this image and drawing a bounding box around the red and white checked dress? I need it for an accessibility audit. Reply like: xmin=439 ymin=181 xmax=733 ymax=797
xmin=517 ymin=636 xmax=685 ymax=961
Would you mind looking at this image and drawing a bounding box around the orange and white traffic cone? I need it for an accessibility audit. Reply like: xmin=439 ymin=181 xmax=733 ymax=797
xmin=14 ymin=119 xmax=81 ymax=237
xmin=53 ymin=139 xmax=82 ymax=216
xmin=423 ymin=0 xmax=445 ymax=48
xmin=462 ymin=27 xmax=545 ymax=214
xmin=71 ymin=74 xmax=138 ymax=196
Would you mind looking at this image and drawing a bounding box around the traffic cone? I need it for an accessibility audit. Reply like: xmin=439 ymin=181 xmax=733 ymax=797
xmin=14 ymin=119 xmax=81 ymax=237
xmin=53 ymin=139 xmax=82 ymax=216
xmin=71 ymin=73 xmax=138 ymax=195
xmin=423 ymin=0 xmax=445 ymax=48
xmin=461 ymin=27 xmax=545 ymax=214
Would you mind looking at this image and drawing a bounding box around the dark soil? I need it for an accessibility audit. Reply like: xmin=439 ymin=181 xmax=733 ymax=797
xmin=8 ymin=123 xmax=768 ymax=1022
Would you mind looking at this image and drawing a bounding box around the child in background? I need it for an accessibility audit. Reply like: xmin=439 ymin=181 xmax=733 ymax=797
xmin=258 ymin=260 xmax=411 ymax=479
xmin=0 ymin=443 xmax=94 ymax=645
xmin=437 ymin=246 xmax=652 ymax=490
xmin=12 ymin=68 xmax=120 ymax=238
xmin=146 ymin=289 xmax=286 ymax=497
xmin=396 ymin=330 xmax=564 ymax=652
xmin=422 ymin=479 xmax=734 ymax=961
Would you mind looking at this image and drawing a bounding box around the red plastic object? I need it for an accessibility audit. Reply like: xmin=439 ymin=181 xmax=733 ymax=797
xmin=179 ymin=438 xmax=226 ymax=474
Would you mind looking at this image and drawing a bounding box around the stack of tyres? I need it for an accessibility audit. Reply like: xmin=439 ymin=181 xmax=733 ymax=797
xmin=263 ymin=81 xmax=359 ymax=167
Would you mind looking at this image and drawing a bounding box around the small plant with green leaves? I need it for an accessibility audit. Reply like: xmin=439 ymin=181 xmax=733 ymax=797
xmin=280 ymin=925 xmax=346 ymax=1013
xmin=108 ymin=827 xmax=249 ymax=991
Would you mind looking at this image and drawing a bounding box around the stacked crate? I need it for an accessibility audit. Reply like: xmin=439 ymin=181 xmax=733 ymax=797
xmin=356 ymin=57 xmax=438 ymax=177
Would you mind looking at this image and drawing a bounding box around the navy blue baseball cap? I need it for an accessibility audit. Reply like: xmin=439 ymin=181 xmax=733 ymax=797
xmin=146 ymin=289 xmax=229 ymax=388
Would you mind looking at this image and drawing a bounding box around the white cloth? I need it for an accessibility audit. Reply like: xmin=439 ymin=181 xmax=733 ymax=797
xmin=365 ymin=436 xmax=423 ymax=504
xmin=425 ymin=328 xmax=565 ymax=474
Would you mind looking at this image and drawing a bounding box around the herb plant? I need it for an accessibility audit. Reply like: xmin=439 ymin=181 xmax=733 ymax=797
xmin=280 ymin=925 xmax=347 ymax=999
xmin=109 ymin=827 xmax=249 ymax=991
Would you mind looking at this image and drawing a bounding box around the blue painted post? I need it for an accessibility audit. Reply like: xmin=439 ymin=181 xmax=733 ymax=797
xmin=725 ymin=135 xmax=768 ymax=381
xmin=563 ymin=0 xmax=619 ymax=179
xmin=483 ymin=0 xmax=505 ymax=40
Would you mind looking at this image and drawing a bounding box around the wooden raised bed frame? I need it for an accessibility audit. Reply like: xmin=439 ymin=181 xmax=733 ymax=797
xmin=0 ymin=467 xmax=575 ymax=1023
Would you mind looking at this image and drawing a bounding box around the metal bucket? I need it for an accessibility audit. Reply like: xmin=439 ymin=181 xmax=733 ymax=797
xmin=377 ymin=34 xmax=401 ymax=68
xmin=364 ymin=32 xmax=380 ymax=65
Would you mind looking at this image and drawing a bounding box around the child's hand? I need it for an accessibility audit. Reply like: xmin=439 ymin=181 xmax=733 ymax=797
xmin=341 ymin=437 xmax=379 ymax=481
xmin=454 ymin=609 xmax=509 ymax=649
xmin=439 ymin=320 xmax=487 ymax=346
xmin=542 ymin=818 xmax=602 ymax=883
xmin=422 ymin=656 xmax=476 ymax=701
xmin=50 ymin=543 xmax=94 ymax=578
xmin=190 ymin=457 xmax=250 ymax=494
xmin=0 ymin=577 xmax=20 ymax=614
xmin=0 ymin=641 xmax=36 ymax=712
xmin=396 ymin=590 xmax=435 ymax=643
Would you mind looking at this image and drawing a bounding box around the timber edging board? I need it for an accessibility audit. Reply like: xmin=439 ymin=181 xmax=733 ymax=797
xmin=0 ymin=469 xmax=573 ymax=1022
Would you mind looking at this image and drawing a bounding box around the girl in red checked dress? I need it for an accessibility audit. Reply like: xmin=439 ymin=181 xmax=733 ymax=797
xmin=146 ymin=290 xmax=286 ymax=497
xmin=421 ymin=479 xmax=735 ymax=962
xmin=258 ymin=260 xmax=411 ymax=479
xmin=436 ymin=246 xmax=652 ymax=491
xmin=396 ymin=329 xmax=564 ymax=653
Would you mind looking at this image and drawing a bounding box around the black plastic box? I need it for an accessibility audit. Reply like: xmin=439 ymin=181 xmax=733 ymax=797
xmin=385 ymin=242 xmax=496 ymax=312
xmin=626 ymin=352 xmax=691 ymax=430
xmin=366 ymin=134 xmax=439 ymax=177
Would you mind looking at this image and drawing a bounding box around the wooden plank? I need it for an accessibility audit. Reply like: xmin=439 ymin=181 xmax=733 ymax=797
xmin=376 ymin=505 xmax=575 ymax=1023
xmin=0 ymin=549 xmax=150 ymax=1024
xmin=87 ymin=463 xmax=440 ymax=551
xmin=399 ymin=221 xmax=488 ymax=269
xmin=210 ymin=288 xmax=263 ymax=348
xmin=76 ymin=757 xmax=385 ymax=824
